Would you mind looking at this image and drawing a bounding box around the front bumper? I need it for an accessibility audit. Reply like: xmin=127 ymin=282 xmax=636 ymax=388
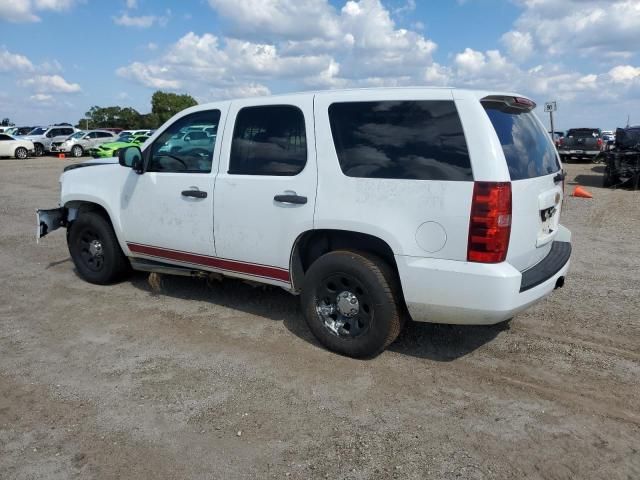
xmin=37 ymin=207 xmax=66 ymax=240
xmin=396 ymin=229 xmax=572 ymax=325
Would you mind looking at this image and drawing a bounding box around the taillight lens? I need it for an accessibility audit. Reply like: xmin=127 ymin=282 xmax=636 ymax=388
xmin=467 ymin=182 xmax=512 ymax=263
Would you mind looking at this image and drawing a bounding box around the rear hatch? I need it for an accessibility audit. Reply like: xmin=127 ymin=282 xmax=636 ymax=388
xmin=482 ymin=96 xmax=564 ymax=272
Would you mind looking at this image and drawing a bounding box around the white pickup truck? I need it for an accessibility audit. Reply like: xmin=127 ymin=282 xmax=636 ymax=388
xmin=38 ymin=88 xmax=571 ymax=358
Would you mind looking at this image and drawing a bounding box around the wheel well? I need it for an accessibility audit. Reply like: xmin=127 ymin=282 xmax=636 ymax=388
xmin=64 ymin=201 xmax=111 ymax=225
xmin=291 ymin=229 xmax=398 ymax=290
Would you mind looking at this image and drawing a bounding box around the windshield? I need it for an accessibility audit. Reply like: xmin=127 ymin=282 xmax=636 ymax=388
xmin=483 ymin=101 xmax=560 ymax=180
xmin=69 ymin=131 xmax=85 ymax=139
xmin=30 ymin=127 xmax=47 ymax=135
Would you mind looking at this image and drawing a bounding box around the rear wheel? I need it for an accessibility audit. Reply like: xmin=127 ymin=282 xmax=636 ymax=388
xmin=14 ymin=147 xmax=28 ymax=159
xmin=301 ymin=250 xmax=403 ymax=358
xmin=67 ymin=212 xmax=130 ymax=284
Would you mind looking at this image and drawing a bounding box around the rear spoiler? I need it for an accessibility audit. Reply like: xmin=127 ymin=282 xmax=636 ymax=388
xmin=481 ymin=95 xmax=537 ymax=113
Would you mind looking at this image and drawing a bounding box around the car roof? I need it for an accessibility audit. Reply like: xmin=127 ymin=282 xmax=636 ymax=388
xmin=181 ymin=86 xmax=529 ymax=113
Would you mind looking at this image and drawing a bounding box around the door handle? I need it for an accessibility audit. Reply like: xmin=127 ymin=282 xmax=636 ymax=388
xmin=181 ymin=190 xmax=207 ymax=199
xmin=274 ymin=194 xmax=307 ymax=205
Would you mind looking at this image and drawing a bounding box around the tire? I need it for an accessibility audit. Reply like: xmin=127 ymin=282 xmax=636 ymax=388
xmin=71 ymin=145 xmax=83 ymax=158
xmin=67 ymin=212 xmax=130 ymax=285
xmin=14 ymin=147 xmax=28 ymax=159
xmin=301 ymin=250 xmax=403 ymax=358
xmin=33 ymin=143 xmax=44 ymax=157
xmin=602 ymin=168 xmax=619 ymax=188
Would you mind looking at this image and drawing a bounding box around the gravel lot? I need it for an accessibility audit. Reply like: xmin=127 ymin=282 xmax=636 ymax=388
xmin=1 ymin=156 xmax=639 ymax=479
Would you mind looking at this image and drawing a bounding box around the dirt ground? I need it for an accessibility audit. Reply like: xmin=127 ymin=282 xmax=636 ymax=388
xmin=0 ymin=156 xmax=638 ymax=479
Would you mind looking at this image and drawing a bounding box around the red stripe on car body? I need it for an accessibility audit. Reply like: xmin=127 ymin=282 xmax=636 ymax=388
xmin=127 ymin=242 xmax=290 ymax=283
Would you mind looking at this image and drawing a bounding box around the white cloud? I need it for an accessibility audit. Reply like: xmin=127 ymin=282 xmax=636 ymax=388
xmin=501 ymin=30 xmax=533 ymax=60
xmin=119 ymin=1 xmax=439 ymax=97
xmin=113 ymin=12 xmax=168 ymax=28
xmin=0 ymin=0 xmax=40 ymax=22
xmin=0 ymin=47 xmax=34 ymax=72
xmin=125 ymin=0 xmax=137 ymax=8
xmin=609 ymin=65 xmax=640 ymax=83
xmin=22 ymin=74 xmax=81 ymax=93
xmin=511 ymin=0 xmax=640 ymax=57
xmin=0 ymin=0 xmax=81 ymax=22
xmin=30 ymin=93 xmax=53 ymax=102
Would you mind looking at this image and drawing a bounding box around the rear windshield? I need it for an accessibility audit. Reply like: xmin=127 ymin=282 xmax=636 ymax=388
xmin=483 ymin=102 xmax=560 ymax=180
xmin=567 ymin=129 xmax=600 ymax=138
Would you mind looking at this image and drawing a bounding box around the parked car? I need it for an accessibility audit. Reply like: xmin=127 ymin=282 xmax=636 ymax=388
xmin=601 ymin=130 xmax=616 ymax=143
xmin=51 ymin=130 xmax=118 ymax=157
xmin=14 ymin=126 xmax=38 ymax=136
xmin=120 ymin=129 xmax=151 ymax=138
xmin=601 ymin=126 xmax=640 ymax=188
xmin=557 ymin=128 xmax=603 ymax=162
xmin=158 ymin=129 xmax=215 ymax=154
xmin=37 ymin=88 xmax=571 ymax=358
xmin=19 ymin=125 xmax=77 ymax=156
xmin=0 ymin=133 xmax=35 ymax=159
xmin=548 ymin=130 xmax=564 ymax=147
xmin=89 ymin=135 xmax=149 ymax=158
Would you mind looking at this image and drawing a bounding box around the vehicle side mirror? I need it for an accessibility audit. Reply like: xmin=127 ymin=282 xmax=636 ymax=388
xmin=119 ymin=146 xmax=144 ymax=174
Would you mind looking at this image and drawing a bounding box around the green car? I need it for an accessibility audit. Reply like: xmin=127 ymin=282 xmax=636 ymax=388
xmin=90 ymin=135 xmax=149 ymax=158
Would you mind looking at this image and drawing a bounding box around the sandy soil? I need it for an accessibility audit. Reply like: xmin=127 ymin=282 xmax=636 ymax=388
xmin=1 ymin=157 xmax=638 ymax=479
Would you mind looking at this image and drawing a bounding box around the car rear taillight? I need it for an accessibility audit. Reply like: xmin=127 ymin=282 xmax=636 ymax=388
xmin=467 ymin=182 xmax=512 ymax=263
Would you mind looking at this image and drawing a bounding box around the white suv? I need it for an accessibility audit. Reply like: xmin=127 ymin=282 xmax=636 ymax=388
xmin=21 ymin=125 xmax=77 ymax=156
xmin=37 ymin=88 xmax=571 ymax=358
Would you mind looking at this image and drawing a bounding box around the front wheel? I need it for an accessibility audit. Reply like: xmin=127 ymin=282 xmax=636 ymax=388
xmin=71 ymin=145 xmax=83 ymax=158
xmin=301 ymin=250 xmax=403 ymax=358
xmin=67 ymin=212 xmax=130 ymax=284
xmin=33 ymin=143 xmax=44 ymax=157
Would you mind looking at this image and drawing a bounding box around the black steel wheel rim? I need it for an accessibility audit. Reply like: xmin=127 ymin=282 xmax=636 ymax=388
xmin=315 ymin=272 xmax=374 ymax=338
xmin=77 ymin=228 xmax=105 ymax=272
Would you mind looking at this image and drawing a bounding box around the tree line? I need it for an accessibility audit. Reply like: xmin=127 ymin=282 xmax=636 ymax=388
xmin=77 ymin=91 xmax=197 ymax=130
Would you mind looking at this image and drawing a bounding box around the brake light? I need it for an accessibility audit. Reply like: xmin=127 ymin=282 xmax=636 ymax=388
xmin=467 ymin=182 xmax=512 ymax=263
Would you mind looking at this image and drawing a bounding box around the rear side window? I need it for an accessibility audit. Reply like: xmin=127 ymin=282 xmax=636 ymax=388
xmin=229 ymin=105 xmax=307 ymax=176
xmin=483 ymin=102 xmax=560 ymax=180
xmin=328 ymin=101 xmax=472 ymax=181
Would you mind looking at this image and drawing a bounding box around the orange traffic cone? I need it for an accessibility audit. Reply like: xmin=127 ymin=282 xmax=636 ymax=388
xmin=573 ymin=186 xmax=592 ymax=198
xmin=58 ymin=153 xmax=65 ymax=159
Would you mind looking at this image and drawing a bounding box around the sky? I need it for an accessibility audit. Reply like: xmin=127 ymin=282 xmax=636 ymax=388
xmin=1 ymin=0 xmax=639 ymax=131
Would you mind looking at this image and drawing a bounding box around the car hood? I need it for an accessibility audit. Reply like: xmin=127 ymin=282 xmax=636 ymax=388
xmin=63 ymin=157 xmax=119 ymax=172
xmin=96 ymin=141 xmax=135 ymax=150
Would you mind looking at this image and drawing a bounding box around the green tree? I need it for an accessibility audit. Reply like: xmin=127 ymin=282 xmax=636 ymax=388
xmin=151 ymin=91 xmax=198 ymax=124
xmin=79 ymin=106 xmax=142 ymax=129
xmin=1 ymin=118 xmax=14 ymax=126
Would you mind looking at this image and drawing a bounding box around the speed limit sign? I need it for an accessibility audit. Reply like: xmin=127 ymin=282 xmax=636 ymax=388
xmin=544 ymin=101 xmax=557 ymax=112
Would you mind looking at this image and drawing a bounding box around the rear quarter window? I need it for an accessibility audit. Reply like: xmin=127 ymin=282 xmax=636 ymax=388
xmin=483 ymin=102 xmax=560 ymax=181
xmin=328 ymin=100 xmax=473 ymax=181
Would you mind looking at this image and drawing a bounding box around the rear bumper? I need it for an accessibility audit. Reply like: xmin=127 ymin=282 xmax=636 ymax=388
xmin=396 ymin=232 xmax=571 ymax=325
xmin=559 ymin=150 xmax=600 ymax=159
